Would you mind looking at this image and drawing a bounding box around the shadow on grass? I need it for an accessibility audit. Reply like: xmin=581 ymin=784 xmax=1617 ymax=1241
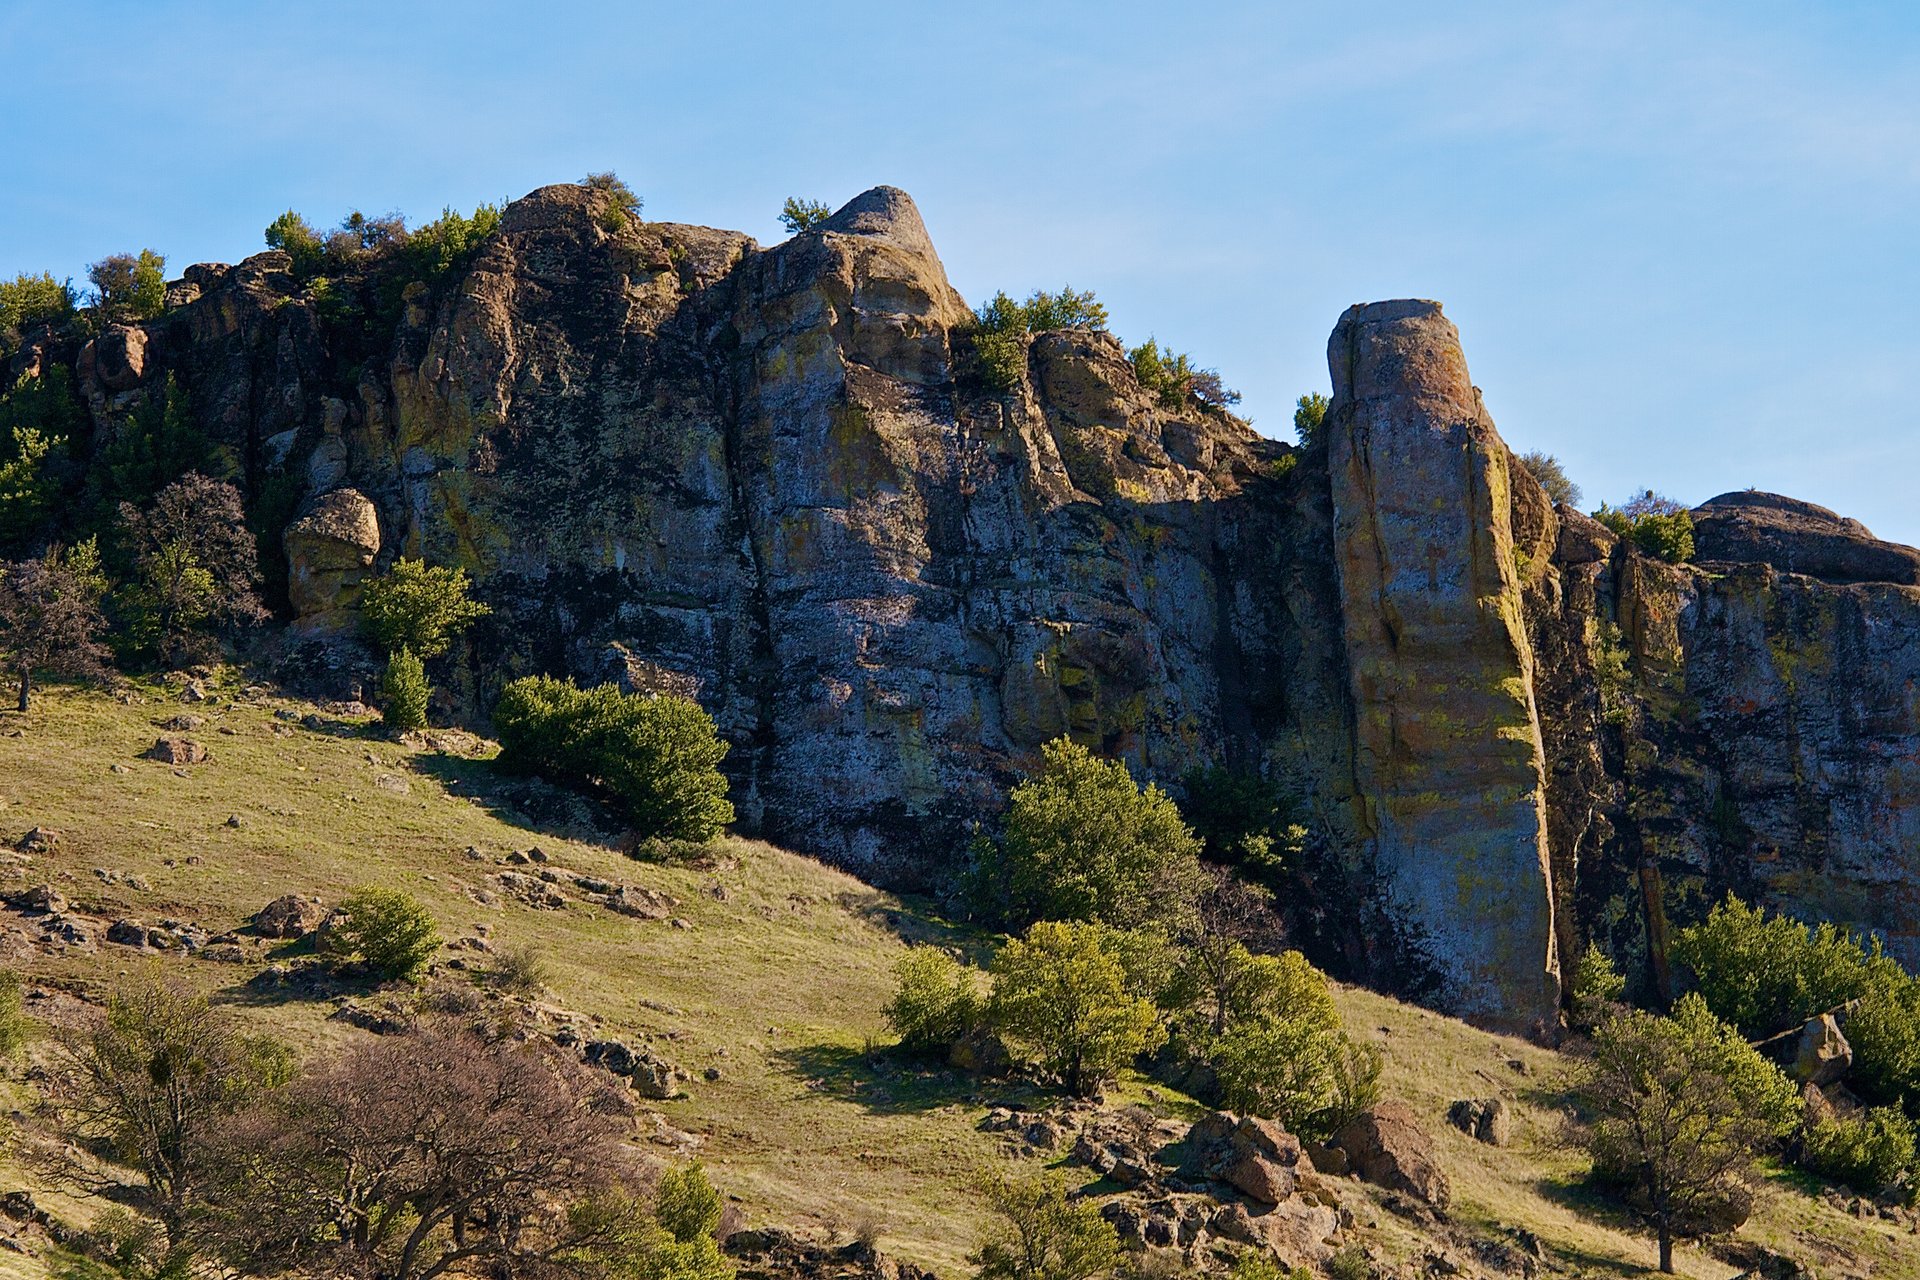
xmin=775 ymin=1042 xmax=1042 ymax=1116
xmin=410 ymin=753 xmax=623 ymax=850
xmin=1526 ymin=1173 xmax=1660 ymax=1277
xmin=828 ymin=888 xmax=1000 ymax=964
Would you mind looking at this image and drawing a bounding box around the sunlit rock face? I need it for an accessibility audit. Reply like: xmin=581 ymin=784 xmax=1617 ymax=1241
xmin=58 ymin=183 xmax=1920 ymax=1030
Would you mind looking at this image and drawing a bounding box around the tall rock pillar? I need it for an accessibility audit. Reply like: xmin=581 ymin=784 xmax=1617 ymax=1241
xmin=1325 ymin=300 xmax=1561 ymax=1032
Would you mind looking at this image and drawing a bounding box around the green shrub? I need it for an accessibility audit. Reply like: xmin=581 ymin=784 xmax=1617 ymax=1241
xmin=1672 ymin=894 xmax=1894 ymax=1039
xmin=974 ymin=736 xmax=1205 ymax=932
xmin=360 ymin=557 xmax=490 ymax=659
xmin=379 ymin=646 xmax=430 ymax=731
xmin=1801 ymin=1105 xmax=1918 ymax=1197
xmin=970 ymin=1169 xmax=1119 ymax=1280
xmin=1847 ymin=972 xmax=1920 ymax=1110
xmin=405 ymin=203 xmax=503 ymax=280
xmin=328 ymin=886 xmax=440 ymax=981
xmin=968 ymin=288 xmax=1108 ymax=392
xmin=990 ymin=921 xmax=1165 ymax=1097
xmin=494 ymin=675 xmax=734 ymax=842
xmin=264 ymin=210 xmax=327 ymax=277
xmin=1293 ymin=393 xmax=1329 ymax=448
xmin=1208 ymin=950 xmax=1380 ymax=1140
xmin=1594 ymin=491 xmax=1695 ymax=563
xmin=1515 ymin=450 xmax=1582 ymax=508
xmin=0 ymin=271 xmax=76 ymax=348
xmin=779 ymin=197 xmax=832 ymax=233
xmin=654 ymin=1163 xmax=724 ymax=1244
xmin=1569 ymin=941 xmax=1627 ymax=1031
xmin=90 ymin=373 xmax=220 ymax=510
xmin=885 ymin=946 xmax=984 ymax=1053
xmin=1127 ymin=339 xmax=1240 ymax=411
xmin=583 ymin=172 xmax=642 ymax=231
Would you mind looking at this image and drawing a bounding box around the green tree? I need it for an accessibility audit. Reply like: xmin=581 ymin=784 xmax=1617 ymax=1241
xmin=92 ymin=374 xmax=220 ymax=510
xmin=1846 ymin=970 xmax=1920 ymax=1110
xmin=0 ymin=367 xmax=85 ymax=548
xmin=989 ymin=921 xmax=1165 ymax=1096
xmin=360 ymin=557 xmax=491 ymax=659
xmin=778 ymin=197 xmax=832 ymax=233
xmin=494 ymin=676 xmax=735 ymax=842
xmin=1578 ymin=994 xmax=1799 ymax=1273
xmin=978 ymin=736 xmax=1205 ymax=932
xmin=1180 ymin=765 xmax=1302 ymax=870
xmin=1127 ymin=339 xmax=1239 ymax=410
xmin=379 ymin=646 xmax=430 ymax=731
xmin=404 ymin=202 xmax=504 ymax=279
xmin=969 ymin=288 xmax=1108 ymax=392
xmin=326 ymin=886 xmax=441 ymax=981
xmin=264 ymin=210 xmax=326 ymax=277
xmin=1516 ymin=450 xmax=1583 ymax=508
xmin=970 ymin=1169 xmax=1119 ymax=1280
xmin=885 ymin=946 xmax=984 ymax=1053
xmin=88 ymin=250 xmax=167 ymax=323
xmin=1293 ymin=392 xmax=1329 ymax=448
xmin=1569 ymin=941 xmax=1627 ymax=1032
xmin=0 ymin=271 xmax=76 ymax=349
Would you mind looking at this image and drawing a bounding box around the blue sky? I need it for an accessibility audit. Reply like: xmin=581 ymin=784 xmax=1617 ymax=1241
xmin=4 ymin=2 xmax=1917 ymax=541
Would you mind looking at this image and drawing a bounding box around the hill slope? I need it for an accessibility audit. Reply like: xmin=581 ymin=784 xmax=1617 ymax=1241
xmin=0 ymin=678 xmax=1913 ymax=1278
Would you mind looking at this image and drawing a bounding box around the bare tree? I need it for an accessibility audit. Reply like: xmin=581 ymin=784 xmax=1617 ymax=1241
xmin=117 ymin=473 xmax=266 ymax=663
xmin=40 ymin=973 xmax=292 ymax=1242
xmin=0 ymin=544 xmax=110 ymax=711
xmin=202 ymin=1020 xmax=713 ymax=1280
xmin=1177 ymin=868 xmax=1283 ymax=1035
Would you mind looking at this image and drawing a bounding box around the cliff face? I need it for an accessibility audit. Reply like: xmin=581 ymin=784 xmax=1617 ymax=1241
xmin=23 ymin=183 xmax=1920 ymax=1028
xmin=332 ymin=184 xmax=1290 ymax=876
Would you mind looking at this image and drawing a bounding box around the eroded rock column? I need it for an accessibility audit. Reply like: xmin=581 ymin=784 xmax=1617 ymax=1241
xmin=1326 ymin=300 xmax=1560 ymax=1031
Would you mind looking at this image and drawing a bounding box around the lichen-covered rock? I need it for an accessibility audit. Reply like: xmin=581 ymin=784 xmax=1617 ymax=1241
xmin=285 ymin=488 xmax=381 ymax=628
xmin=1324 ymin=299 xmax=1560 ymax=1031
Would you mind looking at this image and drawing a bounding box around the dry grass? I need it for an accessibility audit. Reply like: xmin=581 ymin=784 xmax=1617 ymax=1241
xmin=0 ymin=676 xmax=1912 ymax=1278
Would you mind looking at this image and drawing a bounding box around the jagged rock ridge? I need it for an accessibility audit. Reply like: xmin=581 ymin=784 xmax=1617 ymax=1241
xmin=18 ymin=183 xmax=1920 ymax=1030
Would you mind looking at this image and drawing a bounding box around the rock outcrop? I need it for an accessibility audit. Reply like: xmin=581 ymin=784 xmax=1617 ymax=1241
xmin=30 ymin=180 xmax=1920 ymax=1029
xmin=1324 ymin=300 xmax=1561 ymax=1031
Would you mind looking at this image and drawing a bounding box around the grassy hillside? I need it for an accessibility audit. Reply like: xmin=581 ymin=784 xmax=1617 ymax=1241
xmin=0 ymin=675 xmax=1912 ymax=1279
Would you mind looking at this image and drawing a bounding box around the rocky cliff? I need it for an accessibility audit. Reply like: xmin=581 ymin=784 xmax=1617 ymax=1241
xmin=16 ymin=183 xmax=1920 ymax=1031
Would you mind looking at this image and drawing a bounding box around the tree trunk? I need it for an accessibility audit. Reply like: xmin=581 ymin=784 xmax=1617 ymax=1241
xmin=15 ymin=668 xmax=26 ymax=713
xmin=1658 ymin=1225 xmax=1673 ymax=1273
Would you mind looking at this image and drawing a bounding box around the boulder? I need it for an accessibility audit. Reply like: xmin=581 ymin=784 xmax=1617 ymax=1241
xmin=16 ymin=827 xmax=59 ymax=853
xmin=16 ymin=884 xmax=67 ymax=914
xmin=583 ymin=1038 xmax=687 ymax=1099
xmin=1331 ymin=1102 xmax=1451 ymax=1210
xmin=146 ymin=737 xmax=209 ymax=765
xmin=1221 ymin=1149 xmax=1296 ymax=1205
xmin=1693 ymin=491 xmax=1920 ymax=585
xmin=254 ymin=894 xmax=327 ymax=939
xmin=284 ymin=489 xmax=381 ymax=627
xmin=1788 ymin=1014 xmax=1852 ymax=1087
xmin=78 ymin=324 xmax=150 ymax=393
xmin=1446 ymin=1097 xmax=1512 ymax=1146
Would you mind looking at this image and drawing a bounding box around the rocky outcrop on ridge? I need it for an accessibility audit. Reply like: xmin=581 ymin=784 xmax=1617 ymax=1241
xmin=15 ymin=180 xmax=1920 ymax=1028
